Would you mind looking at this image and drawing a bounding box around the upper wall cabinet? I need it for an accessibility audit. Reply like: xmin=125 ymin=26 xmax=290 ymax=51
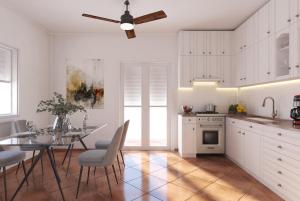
xmin=259 ymin=0 xmax=275 ymax=41
xmin=178 ymin=31 xmax=233 ymax=88
xmin=275 ymin=0 xmax=292 ymax=32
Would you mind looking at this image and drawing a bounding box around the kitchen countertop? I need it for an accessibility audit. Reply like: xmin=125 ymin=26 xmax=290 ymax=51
xmin=227 ymin=114 xmax=300 ymax=133
xmin=178 ymin=113 xmax=227 ymax=117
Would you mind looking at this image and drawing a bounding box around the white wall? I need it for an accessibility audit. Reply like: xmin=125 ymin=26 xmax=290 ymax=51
xmin=50 ymin=33 xmax=178 ymax=149
xmin=0 ymin=5 xmax=50 ymax=133
xmin=238 ymin=80 xmax=300 ymax=120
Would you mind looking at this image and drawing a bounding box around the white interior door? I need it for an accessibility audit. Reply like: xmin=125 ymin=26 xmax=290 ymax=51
xmin=121 ymin=62 xmax=169 ymax=150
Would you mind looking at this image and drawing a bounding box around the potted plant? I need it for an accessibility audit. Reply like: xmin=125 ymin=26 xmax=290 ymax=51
xmin=37 ymin=92 xmax=86 ymax=132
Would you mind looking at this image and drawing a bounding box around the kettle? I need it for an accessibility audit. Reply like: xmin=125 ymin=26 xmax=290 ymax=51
xmin=205 ymin=104 xmax=216 ymax=113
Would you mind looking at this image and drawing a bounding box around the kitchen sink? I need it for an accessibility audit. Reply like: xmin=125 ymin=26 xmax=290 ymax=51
xmin=245 ymin=117 xmax=277 ymax=123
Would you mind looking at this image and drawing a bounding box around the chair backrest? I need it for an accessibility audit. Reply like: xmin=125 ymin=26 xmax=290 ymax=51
xmin=119 ymin=120 xmax=130 ymax=150
xmin=102 ymin=125 xmax=124 ymax=166
xmin=12 ymin=120 xmax=28 ymax=133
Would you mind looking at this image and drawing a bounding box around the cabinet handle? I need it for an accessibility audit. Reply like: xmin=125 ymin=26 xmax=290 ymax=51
xmin=222 ymin=80 xmax=225 ymax=83
xmin=222 ymin=51 xmax=225 ymax=54
xmin=209 ymin=52 xmax=212 ymax=55
xmin=189 ymin=51 xmax=192 ymax=54
xmin=277 ymin=145 xmax=282 ymax=149
xmin=193 ymin=128 xmax=195 ymax=131
xmin=249 ymin=125 xmax=253 ymax=128
xmin=267 ymin=72 xmax=271 ymax=75
xmin=277 ymin=171 xmax=282 ymax=175
xmin=277 ymin=133 xmax=282 ymax=136
xmin=244 ymin=45 xmax=247 ymax=48
xmin=203 ymin=51 xmax=205 ymax=55
xmin=288 ymin=67 xmax=291 ymax=70
xmin=238 ymin=131 xmax=241 ymax=134
xmin=296 ymin=14 xmax=300 ymax=18
xmin=242 ymin=132 xmax=245 ymax=135
xmin=267 ymin=31 xmax=270 ymax=34
xmin=296 ymin=65 xmax=300 ymax=68
xmin=277 ymin=184 xmax=282 ymax=188
xmin=202 ymin=74 xmax=205 ymax=78
xmin=232 ymin=121 xmax=235 ymax=124
xmin=288 ymin=19 xmax=291 ymax=22
xmin=209 ymin=75 xmax=211 ymax=78
xmin=278 ymin=158 xmax=282 ymax=162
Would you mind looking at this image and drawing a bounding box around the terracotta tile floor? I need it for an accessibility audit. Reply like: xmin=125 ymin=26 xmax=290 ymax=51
xmin=0 ymin=151 xmax=284 ymax=201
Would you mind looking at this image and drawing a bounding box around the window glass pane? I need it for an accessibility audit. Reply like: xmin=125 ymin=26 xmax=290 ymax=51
xmin=150 ymin=65 xmax=167 ymax=106
xmin=124 ymin=64 xmax=142 ymax=106
xmin=0 ymin=47 xmax=11 ymax=82
xmin=0 ymin=82 xmax=11 ymax=115
xmin=124 ymin=107 xmax=141 ymax=146
xmin=150 ymin=107 xmax=167 ymax=146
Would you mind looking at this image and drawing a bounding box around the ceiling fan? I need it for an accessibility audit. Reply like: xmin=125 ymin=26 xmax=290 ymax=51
xmin=82 ymin=0 xmax=167 ymax=39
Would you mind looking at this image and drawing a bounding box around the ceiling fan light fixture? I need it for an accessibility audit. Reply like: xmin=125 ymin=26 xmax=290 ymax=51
xmin=120 ymin=23 xmax=134 ymax=30
xmin=120 ymin=11 xmax=134 ymax=30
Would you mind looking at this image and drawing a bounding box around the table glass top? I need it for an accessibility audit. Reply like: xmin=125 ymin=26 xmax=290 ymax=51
xmin=0 ymin=123 xmax=107 ymax=147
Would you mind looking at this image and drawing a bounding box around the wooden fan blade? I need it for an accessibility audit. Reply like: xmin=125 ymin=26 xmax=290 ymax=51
xmin=133 ymin=10 xmax=167 ymax=25
xmin=82 ymin=13 xmax=120 ymax=23
xmin=125 ymin=30 xmax=136 ymax=39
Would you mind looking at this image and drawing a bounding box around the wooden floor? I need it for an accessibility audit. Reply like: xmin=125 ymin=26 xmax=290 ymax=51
xmin=0 ymin=151 xmax=283 ymax=201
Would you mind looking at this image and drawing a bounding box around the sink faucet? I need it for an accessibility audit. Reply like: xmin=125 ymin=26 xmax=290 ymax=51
xmin=262 ymin=97 xmax=278 ymax=119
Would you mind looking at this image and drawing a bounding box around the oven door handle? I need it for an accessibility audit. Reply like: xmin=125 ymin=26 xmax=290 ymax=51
xmin=199 ymin=124 xmax=223 ymax=128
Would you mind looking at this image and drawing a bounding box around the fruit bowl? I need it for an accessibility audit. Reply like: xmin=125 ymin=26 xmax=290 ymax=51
xmin=182 ymin=105 xmax=193 ymax=113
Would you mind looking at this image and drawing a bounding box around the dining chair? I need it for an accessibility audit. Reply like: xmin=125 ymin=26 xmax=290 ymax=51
xmin=0 ymin=147 xmax=28 ymax=201
xmin=76 ymin=125 xmax=124 ymax=198
xmin=95 ymin=120 xmax=129 ymax=172
xmin=12 ymin=120 xmax=45 ymax=175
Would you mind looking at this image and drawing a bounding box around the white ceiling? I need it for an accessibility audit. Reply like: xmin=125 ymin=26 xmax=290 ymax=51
xmin=0 ymin=0 xmax=268 ymax=33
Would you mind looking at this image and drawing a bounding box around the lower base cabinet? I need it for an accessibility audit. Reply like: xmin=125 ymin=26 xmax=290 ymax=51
xmin=178 ymin=115 xmax=196 ymax=158
xmin=226 ymin=117 xmax=300 ymax=201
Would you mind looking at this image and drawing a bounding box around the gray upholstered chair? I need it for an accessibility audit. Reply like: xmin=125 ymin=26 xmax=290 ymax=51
xmin=76 ymin=125 xmax=124 ymax=198
xmin=95 ymin=120 xmax=129 ymax=170
xmin=12 ymin=120 xmax=44 ymax=175
xmin=0 ymin=147 xmax=28 ymax=201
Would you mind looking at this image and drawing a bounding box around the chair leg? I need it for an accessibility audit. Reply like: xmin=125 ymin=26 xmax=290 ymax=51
xmin=93 ymin=167 xmax=96 ymax=175
xmin=15 ymin=162 xmax=21 ymax=175
xmin=120 ymin=150 xmax=125 ymax=166
xmin=116 ymin=155 xmax=122 ymax=175
xmin=76 ymin=166 xmax=83 ymax=199
xmin=104 ymin=167 xmax=113 ymax=197
xmin=21 ymin=161 xmax=29 ymax=186
xmin=112 ymin=165 xmax=118 ymax=184
xmin=62 ymin=144 xmax=71 ymax=166
xmin=3 ymin=167 xmax=7 ymax=201
xmin=87 ymin=167 xmax=90 ymax=185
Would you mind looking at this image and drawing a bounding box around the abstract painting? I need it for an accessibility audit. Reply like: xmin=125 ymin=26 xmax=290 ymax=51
xmin=66 ymin=59 xmax=104 ymax=109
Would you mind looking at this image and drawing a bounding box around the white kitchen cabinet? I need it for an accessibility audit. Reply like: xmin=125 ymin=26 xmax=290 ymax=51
xmin=259 ymin=3 xmax=270 ymax=41
xmin=244 ymin=130 xmax=261 ymax=177
xmin=218 ymin=56 xmax=232 ymax=87
xmin=207 ymin=31 xmax=220 ymax=56
xmin=207 ymin=55 xmax=220 ymax=79
xmin=219 ymin=31 xmax=232 ymax=55
xmin=178 ymin=115 xmax=196 ymax=158
xmin=291 ymin=0 xmax=300 ymax=23
xmin=275 ymin=0 xmax=292 ymax=32
xmin=179 ymin=56 xmax=193 ymax=88
xmin=196 ymin=32 xmax=207 ymax=56
xmin=258 ymin=36 xmax=275 ymax=83
xmin=194 ymin=56 xmax=207 ymax=79
xmin=291 ymin=21 xmax=300 ymax=77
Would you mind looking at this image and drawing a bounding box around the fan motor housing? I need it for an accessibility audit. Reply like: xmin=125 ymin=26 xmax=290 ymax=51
xmin=121 ymin=11 xmax=134 ymax=24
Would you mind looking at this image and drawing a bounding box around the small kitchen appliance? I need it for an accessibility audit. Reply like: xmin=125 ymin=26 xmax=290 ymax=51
xmin=291 ymin=95 xmax=300 ymax=126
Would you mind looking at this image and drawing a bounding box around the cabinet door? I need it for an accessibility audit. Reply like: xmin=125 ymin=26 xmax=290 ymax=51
xmin=182 ymin=123 xmax=196 ymax=155
xmin=207 ymin=31 xmax=219 ymax=55
xmin=219 ymin=56 xmax=232 ymax=87
xmin=196 ymin=32 xmax=207 ymax=56
xmin=258 ymin=38 xmax=270 ymax=82
xmin=207 ymin=55 xmax=219 ymax=79
xmin=230 ymin=126 xmax=244 ymax=164
xmin=194 ymin=56 xmax=207 ymax=79
xmin=244 ymin=131 xmax=261 ymax=177
xmin=226 ymin=120 xmax=235 ymax=159
xmin=179 ymin=56 xmax=193 ymax=87
xmin=222 ymin=31 xmax=232 ymax=55
xmin=245 ymin=46 xmax=255 ymax=85
xmin=258 ymin=3 xmax=269 ymax=41
xmin=246 ymin=17 xmax=255 ymax=47
xmin=268 ymin=0 xmax=276 ymax=35
xmin=292 ymin=22 xmax=300 ymax=77
xmin=291 ymin=0 xmax=300 ymax=23
xmin=275 ymin=0 xmax=291 ymax=32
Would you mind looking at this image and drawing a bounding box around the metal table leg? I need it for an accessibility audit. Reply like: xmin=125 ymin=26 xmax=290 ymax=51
xmin=61 ymin=144 xmax=71 ymax=166
xmin=79 ymin=138 xmax=88 ymax=150
xmin=46 ymin=148 xmax=65 ymax=201
xmin=10 ymin=149 xmax=45 ymax=201
xmin=66 ymin=144 xmax=74 ymax=176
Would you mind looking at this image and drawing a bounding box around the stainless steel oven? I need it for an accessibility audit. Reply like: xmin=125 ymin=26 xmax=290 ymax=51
xmin=196 ymin=116 xmax=225 ymax=154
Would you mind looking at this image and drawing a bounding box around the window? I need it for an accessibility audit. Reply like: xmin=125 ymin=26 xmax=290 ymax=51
xmin=121 ymin=62 xmax=169 ymax=149
xmin=0 ymin=44 xmax=18 ymax=117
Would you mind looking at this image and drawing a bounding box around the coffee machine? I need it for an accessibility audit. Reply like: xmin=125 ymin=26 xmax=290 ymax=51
xmin=291 ymin=95 xmax=300 ymax=126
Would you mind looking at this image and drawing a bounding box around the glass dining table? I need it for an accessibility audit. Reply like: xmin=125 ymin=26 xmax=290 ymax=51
xmin=0 ymin=123 xmax=107 ymax=201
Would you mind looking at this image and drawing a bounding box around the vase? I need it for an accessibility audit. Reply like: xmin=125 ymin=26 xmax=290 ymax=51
xmin=53 ymin=115 xmax=71 ymax=133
